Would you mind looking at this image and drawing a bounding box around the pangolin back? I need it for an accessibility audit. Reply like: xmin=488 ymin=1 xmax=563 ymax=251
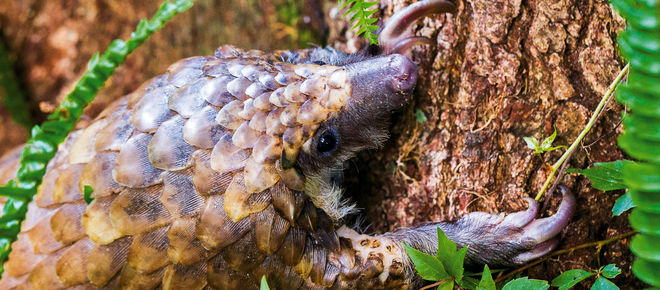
xmin=0 ymin=45 xmax=402 ymax=289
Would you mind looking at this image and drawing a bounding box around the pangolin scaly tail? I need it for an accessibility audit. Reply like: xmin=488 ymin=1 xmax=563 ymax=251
xmin=0 ymin=1 xmax=576 ymax=289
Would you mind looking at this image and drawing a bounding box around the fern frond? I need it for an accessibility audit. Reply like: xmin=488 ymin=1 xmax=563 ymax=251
xmin=338 ymin=0 xmax=380 ymax=45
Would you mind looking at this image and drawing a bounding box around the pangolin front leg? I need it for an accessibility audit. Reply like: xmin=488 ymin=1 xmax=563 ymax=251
xmin=0 ymin=1 xmax=576 ymax=289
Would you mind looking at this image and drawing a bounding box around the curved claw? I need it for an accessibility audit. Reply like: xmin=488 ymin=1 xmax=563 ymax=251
xmin=503 ymin=197 xmax=539 ymax=228
xmin=379 ymin=0 xmax=456 ymax=54
xmin=520 ymin=185 xmax=576 ymax=244
xmin=512 ymin=237 xmax=560 ymax=264
xmin=389 ymin=36 xmax=435 ymax=55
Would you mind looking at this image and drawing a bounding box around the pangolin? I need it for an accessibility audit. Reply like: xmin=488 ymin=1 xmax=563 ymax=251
xmin=0 ymin=0 xmax=575 ymax=288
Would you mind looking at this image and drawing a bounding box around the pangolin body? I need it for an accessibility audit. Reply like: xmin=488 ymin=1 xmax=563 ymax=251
xmin=0 ymin=1 xmax=576 ymax=289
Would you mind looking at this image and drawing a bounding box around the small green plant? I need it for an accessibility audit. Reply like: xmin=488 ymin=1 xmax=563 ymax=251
xmin=551 ymin=264 xmax=621 ymax=290
xmin=403 ymin=228 xmax=469 ymax=289
xmin=338 ymin=0 xmax=380 ymax=44
xmin=416 ymin=109 xmax=428 ymax=123
xmin=260 ymin=275 xmax=270 ymax=290
xmin=524 ymin=127 xmax=565 ymax=155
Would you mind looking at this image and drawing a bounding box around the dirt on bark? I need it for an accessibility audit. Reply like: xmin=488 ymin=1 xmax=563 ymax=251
xmin=0 ymin=0 xmax=643 ymax=288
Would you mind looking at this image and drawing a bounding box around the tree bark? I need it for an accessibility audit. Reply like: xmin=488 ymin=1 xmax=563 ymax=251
xmin=0 ymin=0 xmax=641 ymax=287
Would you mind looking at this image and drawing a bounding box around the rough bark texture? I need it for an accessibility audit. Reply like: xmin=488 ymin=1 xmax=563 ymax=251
xmin=0 ymin=0 xmax=642 ymax=288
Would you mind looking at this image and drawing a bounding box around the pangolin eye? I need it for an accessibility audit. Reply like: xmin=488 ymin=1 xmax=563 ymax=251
xmin=317 ymin=130 xmax=338 ymax=155
xmin=313 ymin=60 xmax=326 ymax=65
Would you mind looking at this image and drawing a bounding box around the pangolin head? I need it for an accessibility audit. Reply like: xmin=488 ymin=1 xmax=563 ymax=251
xmin=195 ymin=45 xmax=418 ymax=221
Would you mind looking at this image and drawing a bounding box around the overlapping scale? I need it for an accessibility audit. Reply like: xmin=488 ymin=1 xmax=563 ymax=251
xmin=113 ymin=133 xmax=163 ymax=188
xmin=161 ymin=169 xmax=204 ymax=218
xmin=55 ymin=238 xmax=94 ymax=286
xmin=167 ymin=56 xmax=209 ymax=87
xmin=27 ymin=248 xmax=66 ymax=289
xmin=253 ymin=206 xmax=290 ymax=255
xmin=95 ymin=110 xmax=135 ymax=152
xmin=79 ymin=152 xmax=123 ymax=198
xmin=50 ymin=202 xmax=86 ymax=245
xmin=196 ymin=196 xmax=251 ymax=251
xmin=119 ymin=265 xmax=165 ymax=289
xmin=223 ymin=233 xmax=267 ymax=272
xmin=183 ymin=106 xmax=224 ymax=149
xmin=168 ymin=218 xmax=207 ymax=265
xmin=232 ymin=122 xmax=260 ymax=149
xmin=68 ymin=119 xmax=106 ymax=164
xmin=210 ymin=133 xmax=250 ymax=173
xmin=4 ymin=233 xmax=45 ymax=277
xmin=161 ymin=261 xmax=207 ymax=290
xmin=82 ymin=195 xmax=124 ymax=245
xmin=252 ymin=135 xmax=282 ymax=164
xmin=149 ymin=115 xmax=195 ymax=170
xmin=169 ymin=78 xmax=209 ymax=118
xmin=130 ymin=84 xmax=177 ymax=133
xmin=226 ymin=77 xmax=252 ymax=100
xmin=86 ymin=236 xmax=133 ymax=287
xmin=216 ymin=100 xmax=245 ymax=130
xmin=192 ymin=150 xmax=232 ymax=196
xmin=200 ymin=75 xmax=235 ymax=106
xmin=244 ymin=157 xmax=279 ymax=194
xmin=109 ymin=186 xmax=173 ymax=235
xmin=51 ymin=164 xmax=85 ymax=204
xmin=25 ymin=211 xmax=65 ymax=254
xmin=207 ymin=254 xmax=257 ymax=289
xmin=126 ymin=226 xmax=170 ymax=273
xmin=223 ymin=172 xmax=272 ymax=221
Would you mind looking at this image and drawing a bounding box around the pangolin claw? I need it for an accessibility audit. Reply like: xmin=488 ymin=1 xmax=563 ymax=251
xmin=379 ymin=0 xmax=456 ymax=54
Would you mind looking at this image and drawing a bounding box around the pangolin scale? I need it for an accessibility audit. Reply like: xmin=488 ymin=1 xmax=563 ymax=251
xmin=0 ymin=1 xmax=575 ymax=289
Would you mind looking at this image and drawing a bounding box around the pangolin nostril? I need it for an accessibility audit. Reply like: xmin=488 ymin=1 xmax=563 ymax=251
xmin=387 ymin=54 xmax=418 ymax=93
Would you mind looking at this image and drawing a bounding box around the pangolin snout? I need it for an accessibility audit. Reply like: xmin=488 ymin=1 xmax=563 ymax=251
xmin=346 ymin=54 xmax=418 ymax=110
xmin=387 ymin=54 xmax=418 ymax=93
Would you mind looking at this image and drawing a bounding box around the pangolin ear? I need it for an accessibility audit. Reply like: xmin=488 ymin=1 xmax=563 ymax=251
xmin=376 ymin=0 xmax=456 ymax=55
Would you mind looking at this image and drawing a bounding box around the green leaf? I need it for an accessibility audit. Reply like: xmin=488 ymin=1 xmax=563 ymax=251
xmin=459 ymin=276 xmax=480 ymax=290
xmin=476 ymin=265 xmax=496 ymax=290
xmin=600 ymin=264 xmax=621 ymax=279
xmin=416 ymin=109 xmax=428 ymax=123
xmin=260 ymin=275 xmax=270 ymax=290
xmin=435 ymin=228 xmax=467 ymax=280
xmin=540 ymin=126 xmax=559 ymax=150
xmin=437 ymin=280 xmax=454 ymax=290
xmin=502 ymin=277 xmax=550 ymax=290
xmin=446 ymin=246 xmax=468 ymax=281
xmin=565 ymin=160 xmax=634 ymax=191
xmin=83 ymin=185 xmax=94 ymax=205
xmin=524 ymin=137 xmax=539 ymax=151
xmin=551 ymin=269 xmax=594 ymax=290
xmin=436 ymin=228 xmax=457 ymax=263
xmin=403 ymin=243 xmax=449 ymax=281
xmin=590 ymin=276 xmax=619 ymax=290
xmin=612 ymin=192 xmax=635 ymax=216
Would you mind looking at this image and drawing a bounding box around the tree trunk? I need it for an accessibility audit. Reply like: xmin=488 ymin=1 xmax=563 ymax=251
xmin=0 ymin=0 xmax=641 ymax=287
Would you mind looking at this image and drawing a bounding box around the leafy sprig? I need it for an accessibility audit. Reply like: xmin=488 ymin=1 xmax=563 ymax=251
xmin=524 ymin=126 xmax=565 ymax=155
xmin=0 ymin=0 xmax=194 ymax=276
xmin=338 ymin=0 xmax=380 ymax=44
